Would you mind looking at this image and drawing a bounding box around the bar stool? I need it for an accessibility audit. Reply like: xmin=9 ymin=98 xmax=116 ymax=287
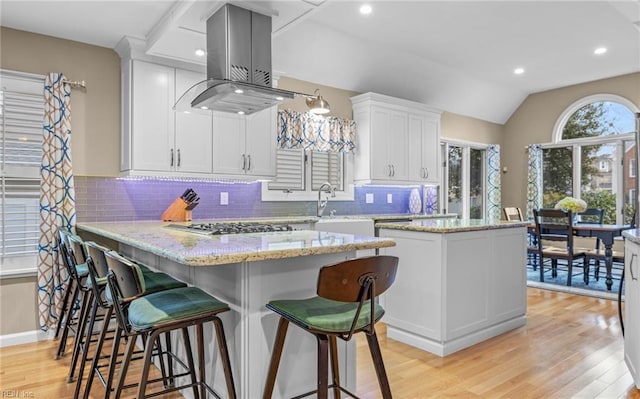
xmin=263 ymin=255 xmax=399 ymax=399
xmin=70 ymin=239 xmax=187 ymax=399
xmin=55 ymin=229 xmax=92 ymax=375
xmin=104 ymin=250 xmax=237 ymax=399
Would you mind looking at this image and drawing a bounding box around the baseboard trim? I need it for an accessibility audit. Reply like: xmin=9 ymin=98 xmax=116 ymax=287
xmin=0 ymin=330 xmax=49 ymax=347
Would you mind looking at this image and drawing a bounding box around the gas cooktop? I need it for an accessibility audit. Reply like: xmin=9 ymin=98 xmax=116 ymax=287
xmin=166 ymin=222 xmax=293 ymax=236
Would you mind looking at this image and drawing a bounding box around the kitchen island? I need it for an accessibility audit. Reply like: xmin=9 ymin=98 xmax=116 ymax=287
xmin=376 ymin=218 xmax=528 ymax=356
xmin=77 ymin=221 xmax=395 ymax=399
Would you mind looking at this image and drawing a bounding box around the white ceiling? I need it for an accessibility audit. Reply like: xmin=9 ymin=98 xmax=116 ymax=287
xmin=1 ymin=0 xmax=639 ymax=124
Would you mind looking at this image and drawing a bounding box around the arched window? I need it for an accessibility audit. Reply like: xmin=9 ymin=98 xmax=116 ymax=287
xmin=541 ymin=94 xmax=638 ymax=223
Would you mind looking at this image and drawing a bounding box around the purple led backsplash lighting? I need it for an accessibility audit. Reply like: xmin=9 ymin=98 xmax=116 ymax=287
xmin=74 ymin=177 xmax=436 ymax=222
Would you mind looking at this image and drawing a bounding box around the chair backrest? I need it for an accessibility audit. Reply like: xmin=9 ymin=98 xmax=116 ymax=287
xmin=104 ymin=250 xmax=146 ymax=335
xmin=576 ymin=208 xmax=604 ymax=224
xmin=532 ymin=208 xmax=575 ymax=252
xmin=503 ymin=207 xmax=524 ymax=221
xmin=104 ymin=250 xmax=146 ymax=302
xmin=316 ymin=255 xmax=399 ymax=338
xmin=58 ymin=229 xmax=83 ymax=279
xmin=84 ymin=241 xmax=112 ymax=280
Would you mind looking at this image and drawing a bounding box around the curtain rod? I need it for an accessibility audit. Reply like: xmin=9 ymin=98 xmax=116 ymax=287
xmin=62 ymin=79 xmax=86 ymax=89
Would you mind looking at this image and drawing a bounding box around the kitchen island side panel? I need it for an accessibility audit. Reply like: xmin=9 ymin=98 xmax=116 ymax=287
xmin=378 ymin=225 xmax=527 ymax=356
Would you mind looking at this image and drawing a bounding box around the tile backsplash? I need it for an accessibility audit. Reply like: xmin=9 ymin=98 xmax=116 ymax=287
xmin=75 ymin=176 xmax=437 ymax=223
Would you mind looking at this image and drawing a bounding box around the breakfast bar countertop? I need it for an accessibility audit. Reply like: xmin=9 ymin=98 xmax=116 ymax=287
xmin=76 ymin=221 xmax=395 ymax=266
xmin=375 ymin=218 xmax=529 ymax=233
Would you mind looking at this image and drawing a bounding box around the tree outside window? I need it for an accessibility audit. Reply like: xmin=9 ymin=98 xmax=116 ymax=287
xmin=542 ymin=100 xmax=636 ymax=224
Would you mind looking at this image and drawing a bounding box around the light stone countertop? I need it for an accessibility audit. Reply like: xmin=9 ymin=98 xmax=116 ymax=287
xmin=375 ymin=218 xmax=529 ymax=233
xmin=77 ymin=221 xmax=395 ymax=266
xmin=181 ymin=213 xmax=455 ymax=225
xmin=623 ymin=229 xmax=640 ymax=244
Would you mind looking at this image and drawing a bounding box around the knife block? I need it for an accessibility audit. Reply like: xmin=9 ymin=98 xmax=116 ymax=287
xmin=161 ymin=198 xmax=192 ymax=222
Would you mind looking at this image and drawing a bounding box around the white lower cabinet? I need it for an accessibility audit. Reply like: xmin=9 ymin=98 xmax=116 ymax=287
xmin=624 ymin=239 xmax=640 ymax=388
xmin=212 ymin=107 xmax=276 ymax=178
xmin=379 ymin=226 xmax=527 ymax=356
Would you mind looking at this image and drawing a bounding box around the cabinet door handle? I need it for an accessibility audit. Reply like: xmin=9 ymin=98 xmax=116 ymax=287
xmin=177 ymin=149 xmax=181 ymax=167
xmin=387 ymin=165 xmax=392 ymax=177
xmin=391 ymin=165 xmax=395 ymax=177
xmin=247 ymin=154 xmax=251 ymax=172
xmin=170 ymin=148 xmax=174 ymax=167
xmin=631 ymin=253 xmax=638 ymax=281
xmin=242 ymin=154 xmax=246 ymax=171
xmin=424 ymin=168 xmax=429 ymax=179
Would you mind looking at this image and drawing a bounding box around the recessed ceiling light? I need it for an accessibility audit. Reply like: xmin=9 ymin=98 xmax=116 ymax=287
xmin=359 ymin=4 xmax=372 ymax=15
xmin=195 ymin=48 xmax=206 ymax=57
xmin=594 ymin=47 xmax=607 ymax=55
xmin=514 ymin=67 xmax=525 ymax=75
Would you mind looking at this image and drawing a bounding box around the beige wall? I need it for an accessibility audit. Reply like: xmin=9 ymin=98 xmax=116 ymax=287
xmin=502 ymin=72 xmax=640 ymax=212
xmin=1 ymin=27 xmax=121 ymax=177
xmin=441 ymin=112 xmax=504 ymax=145
xmin=0 ymin=277 xmax=38 ymax=335
xmin=277 ymin=76 xmax=360 ymax=120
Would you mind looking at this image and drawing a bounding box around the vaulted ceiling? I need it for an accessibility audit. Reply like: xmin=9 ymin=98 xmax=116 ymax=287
xmin=2 ymin=0 xmax=639 ymax=123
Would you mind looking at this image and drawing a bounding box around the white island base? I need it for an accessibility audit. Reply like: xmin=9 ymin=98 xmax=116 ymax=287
xmin=122 ymin=245 xmax=357 ymax=399
xmin=378 ymin=222 xmax=527 ymax=357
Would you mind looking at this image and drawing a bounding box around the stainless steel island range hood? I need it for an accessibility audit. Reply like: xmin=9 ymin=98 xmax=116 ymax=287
xmin=174 ymin=3 xmax=300 ymax=115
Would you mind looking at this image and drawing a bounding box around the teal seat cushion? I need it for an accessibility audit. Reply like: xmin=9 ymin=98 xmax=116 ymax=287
xmin=127 ymin=287 xmax=228 ymax=330
xmin=142 ymin=272 xmax=186 ymax=294
xmin=267 ymin=297 xmax=384 ymax=334
xmin=75 ymin=262 xmax=89 ymax=278
xmin=86 ymin=276 xmax=107 ymax=290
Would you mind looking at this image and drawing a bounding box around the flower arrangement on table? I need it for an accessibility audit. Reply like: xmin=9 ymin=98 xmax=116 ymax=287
xmin=554 ymin=196 xmax=587 ymax=213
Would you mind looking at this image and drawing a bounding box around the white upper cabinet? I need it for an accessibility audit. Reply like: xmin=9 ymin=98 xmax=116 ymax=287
xmin=174 ymin=69 xmax=213 ymax=174
xmin=212 ymin=107 xmax=276 ymax=178
xmin=351 ymin=92 xmax=441 ymax=185
xmin=121 ymin=60 xmax=212 ymax=176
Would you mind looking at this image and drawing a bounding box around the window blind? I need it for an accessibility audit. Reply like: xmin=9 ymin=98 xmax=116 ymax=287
xmin=1 ymin=72 xmax=44 ymax=275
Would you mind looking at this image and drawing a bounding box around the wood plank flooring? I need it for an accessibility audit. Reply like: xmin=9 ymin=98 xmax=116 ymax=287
xmin=1 ymin=288 xmax=639 ymax=398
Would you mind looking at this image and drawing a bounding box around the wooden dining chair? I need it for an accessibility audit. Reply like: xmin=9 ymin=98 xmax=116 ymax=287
xmin=504 ymin=207 xmax=539 ymax=269
xmin=532 ymin=208 xmax=588 ymax=286
xmin=503 ymin=207 xmax=524 ymax=221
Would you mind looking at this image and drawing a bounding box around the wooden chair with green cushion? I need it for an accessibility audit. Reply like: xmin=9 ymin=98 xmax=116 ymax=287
xmin=104 ymin=250 xmax=236 ymax=399
xmin=532 ymin=208 xmax=588 ymax=286
xmin=263 ymin=255 xmax=399 ymax=399
xmin=73 ymin=240 xmax=188 ymax=399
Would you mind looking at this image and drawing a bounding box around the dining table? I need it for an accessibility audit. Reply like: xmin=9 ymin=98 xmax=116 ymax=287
xmin=528 ymin=223 xmax=632 ymax=291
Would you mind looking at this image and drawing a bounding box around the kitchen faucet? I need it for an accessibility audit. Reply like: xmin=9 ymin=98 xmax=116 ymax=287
xmin=317 ymin=182 xmax=336 ymax=217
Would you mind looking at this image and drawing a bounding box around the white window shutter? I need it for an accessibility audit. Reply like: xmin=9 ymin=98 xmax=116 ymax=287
xmin=268 ymin=149 xmax=305 ymax=191
xmin=311 ymin=151 xmax=343 ymax=191
xmin=1 ymin=73 xmax=44 ymax=268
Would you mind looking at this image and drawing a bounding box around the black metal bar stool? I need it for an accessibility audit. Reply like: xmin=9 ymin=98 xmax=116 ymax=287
xmin=70 ymin=239 xmax=188 ymax=399
xmin=55 ymin=229 xmax=93 ymax=384
xmin=263 ymin=255 xmax=399 ymax=399
xmin=104 ymin=250 xmax=237 ymax=399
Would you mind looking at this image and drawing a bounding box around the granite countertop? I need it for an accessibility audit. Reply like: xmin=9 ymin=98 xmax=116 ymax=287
xmin=77 ymin=221 xmax=395 ymax=266
xmin=375 ymin=218 xmax=529 ymax=233
xmin=182 ymin=213 xmax=455 ymax=225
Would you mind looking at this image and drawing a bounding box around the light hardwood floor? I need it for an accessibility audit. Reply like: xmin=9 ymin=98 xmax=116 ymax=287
xmin=1 ymin=288 xmax=639 ymax=398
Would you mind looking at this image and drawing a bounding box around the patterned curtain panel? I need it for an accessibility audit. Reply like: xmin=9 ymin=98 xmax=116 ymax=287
xmin=277 ymin=109 xmax=356 ymax=152
xmin=486 ymin=144 xmax=501 ymax=220
xmin=37 ymin=73 xmax=76 ymax=332
xmin=526 ymin=144 xmax=543 ymax=220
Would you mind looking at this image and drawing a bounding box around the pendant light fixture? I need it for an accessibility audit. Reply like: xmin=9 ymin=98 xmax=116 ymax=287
xmin=306 ymin=89 xmax=331 ymax=114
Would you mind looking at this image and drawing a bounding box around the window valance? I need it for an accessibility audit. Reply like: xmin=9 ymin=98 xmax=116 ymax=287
xmin=276 ymin=109 xmax=356 ymax=153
